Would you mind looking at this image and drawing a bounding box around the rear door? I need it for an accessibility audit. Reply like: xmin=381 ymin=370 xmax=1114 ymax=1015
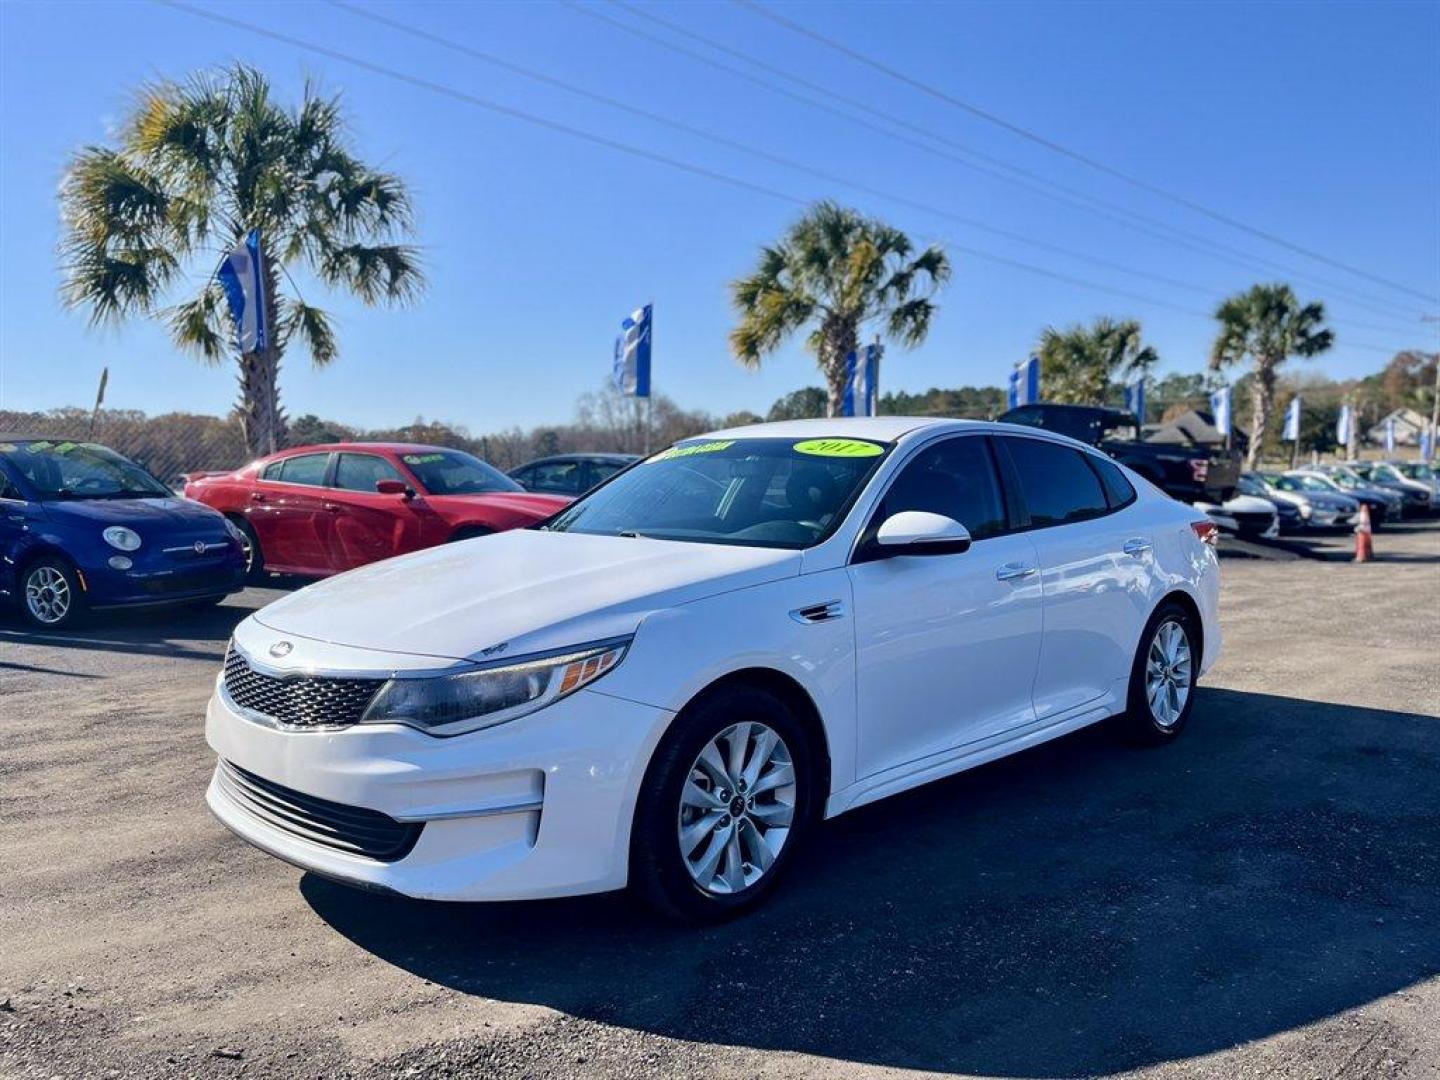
xmin=996 ymin=435 xmax=1156 ymax=722
xmin=848 ymin=434 xmax=1045 ymax=778
xmin=251 ymin=452 xmax=333 ymax=574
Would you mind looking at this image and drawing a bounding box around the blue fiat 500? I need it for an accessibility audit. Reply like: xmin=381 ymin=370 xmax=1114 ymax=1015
xmin=0 ymin=437 xmax=247 ymax=629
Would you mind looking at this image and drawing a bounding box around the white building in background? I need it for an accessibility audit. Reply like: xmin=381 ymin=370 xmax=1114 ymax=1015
xmin=1366 ymin=407 xmax=1429 ymax=446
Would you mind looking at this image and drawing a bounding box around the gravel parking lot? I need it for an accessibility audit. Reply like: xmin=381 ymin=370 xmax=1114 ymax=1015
xmin=3 ymin=521 xmax=1438 ymax=1079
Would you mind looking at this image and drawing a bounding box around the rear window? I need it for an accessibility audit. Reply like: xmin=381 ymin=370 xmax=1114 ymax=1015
xmin=1000 ymin=437 xmax=1110 ymax=527
xmin=276 ymin=454 xmax=329 ymax=487
xmin=1091 ymin=455 xmax=1137 ymax=508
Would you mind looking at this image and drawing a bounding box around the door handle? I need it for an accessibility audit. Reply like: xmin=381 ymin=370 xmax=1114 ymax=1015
xmin=323 ymin=503 xmax=343 ymax=513
xmin=249 ymin=492 xmax=266 ymax=502
xmin=995 ymin=562 xmax=1037 ymax=582
xmin=1122 ymin=538 xmax=1153 ymax=557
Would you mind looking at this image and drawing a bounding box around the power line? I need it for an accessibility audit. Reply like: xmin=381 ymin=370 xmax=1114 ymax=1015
xmin=590 ymin=0 xmax=1421 ymax=327
xmin=325 ymin=0 xmax=1243 ymax=305
xmin=736 ymin=0 xmax=1438 ymax=306
xmin=153 ymin=0 xmax=1409 ymax=360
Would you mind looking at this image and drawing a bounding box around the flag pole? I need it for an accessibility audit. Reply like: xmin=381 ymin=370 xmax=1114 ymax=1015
xmin=88 ymin=366 xmax=108 ymax=438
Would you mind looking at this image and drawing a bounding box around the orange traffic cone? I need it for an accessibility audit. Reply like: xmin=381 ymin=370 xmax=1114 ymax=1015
xmin=1353 ymin=502 xmax=1373 ymax=563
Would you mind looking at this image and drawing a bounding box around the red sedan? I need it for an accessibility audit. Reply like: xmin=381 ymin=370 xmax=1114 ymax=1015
xmin=185 ymin=443 xmax=569 ymax=580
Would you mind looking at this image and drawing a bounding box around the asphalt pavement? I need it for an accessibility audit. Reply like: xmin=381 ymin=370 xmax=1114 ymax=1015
xmin=2 ymin=520 xmax=1438 ymax=1079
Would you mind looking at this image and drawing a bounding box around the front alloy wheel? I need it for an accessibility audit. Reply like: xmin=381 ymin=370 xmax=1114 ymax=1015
xmin=677 ymin=722 xmax=797 ymax=896
xmin=632 ymin=684 xmax=815 ymax=921
xmin=20 ymin=558 xmax=84 ymax=630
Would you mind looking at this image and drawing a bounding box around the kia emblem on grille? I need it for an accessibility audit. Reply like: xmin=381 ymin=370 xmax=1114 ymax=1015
xmin=269 ymin=641 xmax=294 ymax=659
xmin=194 ymin=540 xmax=207 ymax=554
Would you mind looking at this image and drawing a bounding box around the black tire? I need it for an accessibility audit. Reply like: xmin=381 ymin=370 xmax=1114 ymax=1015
xmin=230 ymin=516 xmax=266 ymax=584
xmin=17 ymin=555 xmax=87 ymax=631
xmin=630 ymin=683 xmax=819 ymax=923
xmin=1120 ymin=600 xmax=1200 ymax=745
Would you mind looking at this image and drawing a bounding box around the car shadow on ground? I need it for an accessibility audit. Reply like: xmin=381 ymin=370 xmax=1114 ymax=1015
xmin=303 ymin=688 xmax=1440 ymax=1076
xmin=0 ymin=583 xmax=296 ymax=660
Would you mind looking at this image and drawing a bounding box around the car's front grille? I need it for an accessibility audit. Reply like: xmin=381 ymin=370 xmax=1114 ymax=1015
xmin=217 ymin=759 xmax=420 ymax=862
xmin=223 ymin=648 xmax=384 ymax=729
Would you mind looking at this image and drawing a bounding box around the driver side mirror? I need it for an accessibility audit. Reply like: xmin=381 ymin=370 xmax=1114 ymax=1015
xmin=375 ymin=479 xmax=414 ymax=498
xmin=874 ymin=511 xmax=972 ymax=556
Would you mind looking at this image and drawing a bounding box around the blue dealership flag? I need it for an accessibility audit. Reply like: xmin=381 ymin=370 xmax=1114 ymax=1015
xmin=1336 ymin=404 xmax=1354 ymax=448
xmin=1422 ymin=428 xmax=1435 ymax=462
xmin=841 ymin=344 xmax=881 ymax=417
xmin=1385 ymin=416 xmax=1397 ymax=452
xmin=613 ymin=304 xmax=652 ymax=398
xmin=1282 ymin=396 xmax=1302 ymax=441
xmin=1209 ymin=386 xmax=1232 ymax=438
xmin=1008 ymin=355 xmax=1040 ymax=409
xmin=216 ymin=229 xmax=267 ymax=353
xmin=1124 ymin=377 xmax=1146 ymax=422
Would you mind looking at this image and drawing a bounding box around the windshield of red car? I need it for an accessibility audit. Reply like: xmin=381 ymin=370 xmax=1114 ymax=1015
xmin=0 ymin=439 xmax=171 ymax=500
xmin=398 ymin=450 xmax=522 ymax=495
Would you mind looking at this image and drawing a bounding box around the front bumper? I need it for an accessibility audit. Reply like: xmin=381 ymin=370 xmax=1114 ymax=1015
xmin=205 ymin=682 xmax=673 ymax=901
xmin=82 ymin=543 xmax=246 ymax=608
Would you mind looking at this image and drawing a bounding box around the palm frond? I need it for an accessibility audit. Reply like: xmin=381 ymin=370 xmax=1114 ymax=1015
xmin=163 ymin=283 xmax=229 ymax=363
xmin=280 ymin=297 xmax=339 ymax=367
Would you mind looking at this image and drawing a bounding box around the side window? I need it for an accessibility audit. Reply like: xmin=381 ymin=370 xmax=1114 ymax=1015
xmin=0 ymin=470 xmax=21 ymax=501
xmin=333 ymin=453 xmax=404 ymax=493
xmin=529 ymin=461 xmax=583 ymax=494
xmin=260 ymin=461 xmax=284 ymax=481
xmin=277 ymin=453 xmax=329 ymax=487
xmin=1091 ymin=455 xmax=1136 ymax=508
xmin=872 ymin=437 xmax=1007 ymax=541
xmin=510 ymin=466 xmax=534 ymax=488
xmin=591 ymin=462 xmax=626 ymax=484
xmin=1000 ymin=438 xmax=1109 ymax=527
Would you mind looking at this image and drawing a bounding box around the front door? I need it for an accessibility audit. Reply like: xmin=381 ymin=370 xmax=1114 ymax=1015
xmin=325 ymin=452 xmax=434 ymax=571
xmin=848 ymin=435 xmax=1045 ymax=779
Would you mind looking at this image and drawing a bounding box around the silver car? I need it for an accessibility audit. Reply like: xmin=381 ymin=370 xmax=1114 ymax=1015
xmin=1348 ymin=461 xmax=1436 ymax=516
xmin=1256 ymin=472 xmax=1359 ymax=529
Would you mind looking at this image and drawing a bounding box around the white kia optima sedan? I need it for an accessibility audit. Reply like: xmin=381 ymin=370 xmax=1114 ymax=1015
xmin=206 ymin=418 xmax=1221 ymax=920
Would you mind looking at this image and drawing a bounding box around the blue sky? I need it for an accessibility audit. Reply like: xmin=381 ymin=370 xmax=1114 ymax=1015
xmin=1 ymin=0 xmax=1436 ymax=433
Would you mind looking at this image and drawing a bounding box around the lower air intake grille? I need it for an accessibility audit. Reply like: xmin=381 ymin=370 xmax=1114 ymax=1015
xmin=223 ymin=648 xmax=383 ymax=729
xmin=217 ymin=759 xmax=420 ymax=862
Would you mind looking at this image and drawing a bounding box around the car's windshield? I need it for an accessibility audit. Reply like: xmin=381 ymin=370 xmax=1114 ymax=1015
xmin=1373 ymin=464 xmax=1404 ymax=482
xmin=1293 ymin=474 xmax=1337 ymax=492
xmin=1237 ymin=477 xmax=1269 ymax=498
xmin=544 ymin=436 xmax=891 ymax=548
xmin=1397 ymin=463 xmax=1435 ymax=480
xmin=0 ymin=439 xmax=171 ymax=500
xmin=398 ymin=450 xmax=522 ymax=495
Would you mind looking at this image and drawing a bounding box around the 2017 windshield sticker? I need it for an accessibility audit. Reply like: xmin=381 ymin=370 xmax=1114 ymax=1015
xmin=26 ymin=441 xmax=53 ymax=453
xmin=793 ymin=438 xmax=884 ymax=458
xmin=0 ymin=443 xmax=15 ymax=454
xmin=650 ymin=440 xmax=735 ymax=462
xmin=54 ymin=442 xmax=79 ymax=454
xmin=403 ymin=453 xmax=445 ymax=464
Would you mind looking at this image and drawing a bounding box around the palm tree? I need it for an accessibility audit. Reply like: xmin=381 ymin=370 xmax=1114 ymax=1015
xmin=1036 ymin=317 xmax=1159 ymax=406
xmin=730 ymin=202 xmax=949 ymax=416
xmin=59 ymin=64 xmax=422 ymax=456
xmin=1210 ymin=284 xmax=1333 ymax=468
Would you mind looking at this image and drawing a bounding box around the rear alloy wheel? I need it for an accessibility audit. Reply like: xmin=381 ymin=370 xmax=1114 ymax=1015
xmin=20 ymin=557 xmax=85 ymax=630
xmin=1123 ymin=601 xmax=1198 ymax=743
xmin=231 ymin=517 xmax=265 ymax=583
xmin=632 ymin=684 xmax=816 ymax=921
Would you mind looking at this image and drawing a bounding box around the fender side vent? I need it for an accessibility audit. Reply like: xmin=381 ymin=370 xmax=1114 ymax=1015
xmin=790 ymin=600 xmax=846 ymax=624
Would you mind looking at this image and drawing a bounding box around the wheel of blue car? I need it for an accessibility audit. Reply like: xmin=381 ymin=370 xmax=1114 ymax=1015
xmin=19 ymin=556 xmax=86 ymax=631
xmin=630 ymin=683 xmax=818 ymax=922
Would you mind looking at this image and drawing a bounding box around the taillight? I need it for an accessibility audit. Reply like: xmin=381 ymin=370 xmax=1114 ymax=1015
xmin=1188 ymin=459 xmax=1210 ymax=483
xmin=1191 ymin=521 xmax=1219 ymax=546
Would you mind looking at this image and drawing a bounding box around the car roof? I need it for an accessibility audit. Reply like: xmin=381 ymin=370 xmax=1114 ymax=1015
xmin=267 ymin=442 xmax=460 ymax=457
xmin=696 ymin=416 xmax=991 ymax=443
xmin=518 ymin=453 xmax=640 ymax=465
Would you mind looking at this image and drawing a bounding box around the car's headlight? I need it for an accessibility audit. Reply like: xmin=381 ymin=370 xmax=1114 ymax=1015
xmin=102 ymin=526 xmax=142 ymax=551
xmin=360 ymin=639 xmax=630 ymax=736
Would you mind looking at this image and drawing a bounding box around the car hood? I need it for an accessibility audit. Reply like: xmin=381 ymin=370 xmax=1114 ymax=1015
xmin=252 ymin=528 xmax=802 ymax=661
xmin=424 ymin=490 xmax=570 ymax=516
xmin=41 ymin=495 xmax=225 ymax=530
